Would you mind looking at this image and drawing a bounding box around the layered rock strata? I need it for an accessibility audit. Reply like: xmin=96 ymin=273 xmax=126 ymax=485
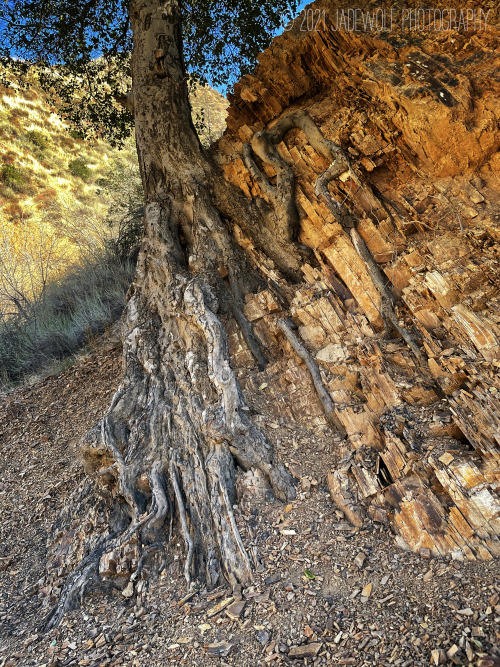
xmin=214 ymin=0 xmax=500 ymax=560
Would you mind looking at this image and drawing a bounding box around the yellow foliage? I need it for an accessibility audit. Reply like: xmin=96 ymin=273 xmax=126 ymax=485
xmin=0 ymin=76 xmax=138 ymax=306
xmin=0 ymin=69 xmax=227 ymax=311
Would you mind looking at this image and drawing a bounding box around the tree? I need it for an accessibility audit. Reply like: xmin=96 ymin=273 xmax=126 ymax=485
xmin=0 ymin=213 xmax=64 ymax=320
xmin=2 ymin=0 xmax=429 ymax=628
xmin=1 ymin=0 xmax=309 ymax=626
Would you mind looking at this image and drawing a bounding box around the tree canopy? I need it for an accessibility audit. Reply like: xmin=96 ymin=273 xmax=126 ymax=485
xmin=0 ymin=0 xmax=298 ymax=144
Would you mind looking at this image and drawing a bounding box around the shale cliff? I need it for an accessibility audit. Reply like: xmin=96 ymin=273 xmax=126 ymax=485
xmin=215 ymin=0 xmax=500 ymax=562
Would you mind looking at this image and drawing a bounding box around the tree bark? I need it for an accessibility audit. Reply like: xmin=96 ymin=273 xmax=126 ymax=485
xmin=112 ymin=0 xmax=296 ymax=580
xmin=44 ymin=1 xmax=298 ymax=629
xmin=56 ymin=0 xmax=294 ymax=610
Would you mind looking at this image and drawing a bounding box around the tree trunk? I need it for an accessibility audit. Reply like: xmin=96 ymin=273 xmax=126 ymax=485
xmin=47 ymin=0 xmax=376 ymax=630
xmin=43 ymin=0 xmax=424 ymax=626
xmin=60 ymin=0 xmax=295 ymax=610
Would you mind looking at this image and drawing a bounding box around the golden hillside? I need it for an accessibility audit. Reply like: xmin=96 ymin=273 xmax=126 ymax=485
xmin=190 ymin=82 xmax=229 ymax=146
xmin=0 ymin=75 xmax=227 ymax=308
xmin=0 ymin=85 xmax=138 ymax=220
xmin=0 ymin=78 xmax=139 ymax=304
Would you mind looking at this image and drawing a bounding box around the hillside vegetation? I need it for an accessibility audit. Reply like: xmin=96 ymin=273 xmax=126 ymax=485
xmin=0 ymin=75 xmax=141 ymax=304
xmin=0 ymin=82 xmax=136 ymax=234
xmin=0 ymin=72 xmax=228 ymax=385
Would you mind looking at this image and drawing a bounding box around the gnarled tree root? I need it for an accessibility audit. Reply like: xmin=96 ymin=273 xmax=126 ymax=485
xmin=94 ymin=275 xmax=297 ymax=593
xmin=243 ymin=109 xmax=426 ymax=366
xmin=241 ymin=111 xmax=326 ymax=266
xmin=278 ymin=318 xmax=346 ymax=437
xmin=44 ymin=534 xmax=116 ymax=632
xmin=348 ymin=229 xmax=426 ymax=364
xmin=317 ymin=169 xmax=426 ymax=365
xmin=46 ymin=186 xmax=297 ymax=629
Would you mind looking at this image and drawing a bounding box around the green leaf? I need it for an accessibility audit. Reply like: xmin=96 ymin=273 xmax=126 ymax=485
xmin=304 ymin=569 xmax=315 ymax=580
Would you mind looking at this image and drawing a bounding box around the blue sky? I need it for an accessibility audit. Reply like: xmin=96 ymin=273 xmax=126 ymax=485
xmin=212 ymin=0 xmax=311 ymax=94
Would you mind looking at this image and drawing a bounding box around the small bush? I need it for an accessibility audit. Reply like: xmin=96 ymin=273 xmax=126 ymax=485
xmin=22 ymin=90 xmax=39 ymax=101
xmin=95 ymin=177 xmax=109 ymax=189
xmin=107 ymin=210 xmax=143 ymax=264
xmin=2 ymin=164 xmax=24 ymax=186
xmin=12 ymin=182 xmax=36 ymax=197
xmin=98 ymin=158 xmax=144 ymax=262
xmin=69 ymin=129 xmax=84 ymax=140
xmin=0 ymin=117 xmax=13 ymax=135
xmin=26 ymin=129 xmax=50 ymax=150
xmin=0 ymin=186 xmax=16 ymax=199
xmin=1 ymin=164 xmax=28 ymax=193
xmin=9 ymin=107 xmax=29 ymax=119
xmin=2 ymin=201 xmax=23 ymax=217
xmin=69 ymin=158 xmax=91 ymax=181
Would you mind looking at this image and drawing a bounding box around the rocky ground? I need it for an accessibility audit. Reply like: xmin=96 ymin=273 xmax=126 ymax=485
xmin=0 ymin=334 xmax=499 ymax=667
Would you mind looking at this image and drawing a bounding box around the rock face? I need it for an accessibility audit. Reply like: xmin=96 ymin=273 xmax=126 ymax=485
xmin=215 ymin=1 xmax=500 ymax=560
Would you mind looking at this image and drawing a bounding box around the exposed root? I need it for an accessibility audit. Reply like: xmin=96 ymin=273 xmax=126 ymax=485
xmin=45 ymin=466 xmax=167 ymax=630
xmin=52 ymin=111 xmax=432 ymax=632
xmin=92 ymin=462 xmax=118 ymax=477
xmin=232 ymin=303 xmax=268 ymax=371
xmin=242 ymin=110 xmax=341 ymax=264
xmin=242 ymin=141 xmax=299 ymax=245
xmin=212 ymin=171 xmax=303 ymax=282
xmin=184 ymin=278 xmax=295 ymax=503
xmin=52 ymin=236 xmax=296 ymax=625
xmin=278 ymin=318 xmax=346 ymax=437
xmin=130 ymin=543 xmax=163 ymax=583
xmin=146 ymin=461 xmax=170 ymax=538
xmin=227 ymin=274 xmax=268 ymax=371
xmin=243 ymin=109 xmax=426 ymax=366
xmin=218 ymin=477 xmax=252 ymax=580
xmin=284 ymin=115 xmax=426 ymax=365
xmin=317 ymin=158 xmax=425 ymax=361
xmin=121 ymin=508 xmax=155 ymax=544
xmin=348 ymin=229 xmax=426 ymax=364
xmin=44 ymin=534 xmax=115 ymax=632
xmin=169 ymin=458 xmax=194 ymax=585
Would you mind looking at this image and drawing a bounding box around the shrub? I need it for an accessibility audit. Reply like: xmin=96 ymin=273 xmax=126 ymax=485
xmin=69 ymin=129 xmax=84 ymax=140
xmin=69 ymin=158 xmax=91 ymax=181
xmin=1 ymin=164 xmax=28 ymax=193
xmin=12 ymin=182 xmax=36 ymax=197
xmin=26 ymin=129 xmax=50 ymax=150
xmin=2 ymin=164 xmax=25 ymax=186
xmin=0 ymin=186 xmax=16 ymax=199
xmin=2 ymin=201 xmax=23 ymax=217
xmin=98 ymin=158 xmax=144 ymax=256
xmin=22 ymin=90 xmax=39 ymax=101
xmin=107 ymin=209 xmax=143 ymax=264
xmin=9 ymin=107 xmax=29 ymax=119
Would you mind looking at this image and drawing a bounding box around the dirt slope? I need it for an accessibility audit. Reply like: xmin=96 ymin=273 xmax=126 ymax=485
xmin=0 ymin=336 xmax=122 ymax=659
xmin=0 ymin=338 xmax=499 ymax=666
